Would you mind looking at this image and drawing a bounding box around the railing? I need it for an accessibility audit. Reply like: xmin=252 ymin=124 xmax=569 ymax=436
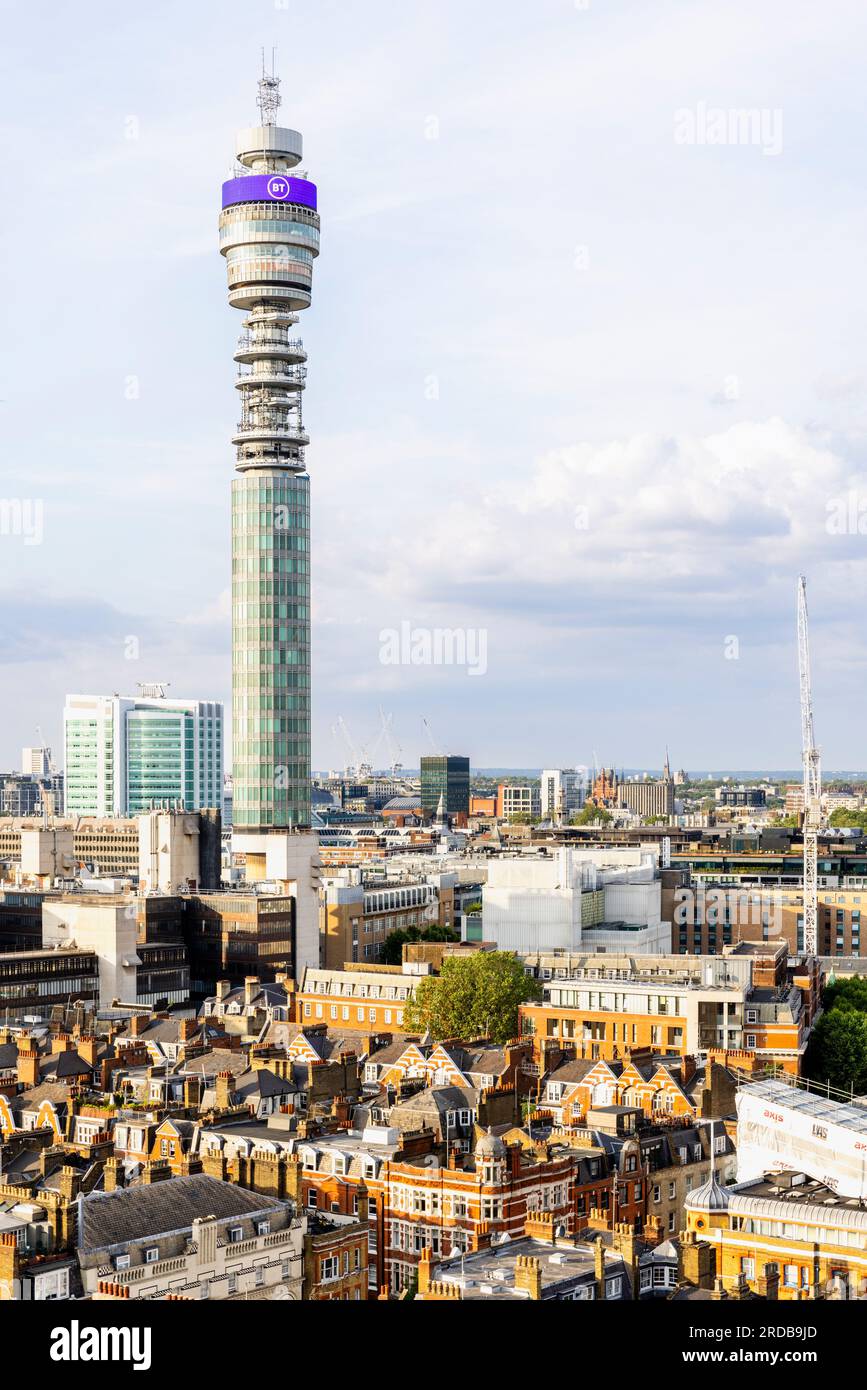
xmin=236 ymin=336 xmax=305 ymax=354
xmin=237 ymin=367 xmax=306 ymax=383
xmin=234 ymin=423 xmax=308 ymax=438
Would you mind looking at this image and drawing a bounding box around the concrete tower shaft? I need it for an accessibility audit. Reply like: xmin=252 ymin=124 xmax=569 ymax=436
xmin=220 ymin=73 xmax=319 ymax=834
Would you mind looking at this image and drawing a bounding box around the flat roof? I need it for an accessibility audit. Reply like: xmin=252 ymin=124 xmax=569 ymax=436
xmin=746 ymin=1078 xmax=867 ymax=1136
xmin=431 ymin=1236 xmax=623 ymax=1299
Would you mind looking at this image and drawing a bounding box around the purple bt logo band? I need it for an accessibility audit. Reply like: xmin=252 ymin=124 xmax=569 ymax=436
xmin=221 ymin=173 xmax=318 ymax=211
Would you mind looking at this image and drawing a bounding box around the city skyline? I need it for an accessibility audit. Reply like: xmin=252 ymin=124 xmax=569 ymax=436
xmin=3 ymin=0 xmax=867 ymax=773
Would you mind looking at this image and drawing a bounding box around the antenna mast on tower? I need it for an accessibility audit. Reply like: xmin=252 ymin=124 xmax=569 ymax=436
xmin=257 ymin=47 xmax=281 ymax=125
xmin=797 ymin=575 xmax=822 ymax=957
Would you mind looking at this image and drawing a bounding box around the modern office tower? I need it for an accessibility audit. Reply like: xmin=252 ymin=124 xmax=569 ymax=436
xmin=21 ymin=746 xmax=50 ymax=777
xmin=218 ymin=68 xmax=322 ymax=976
xmin=63 ymin=691 xmax=223 ymax=817
xmin=540 ymin=769 xmax=581 ymax=820
xmin=420 ymin=756 xmax=470 ymax=820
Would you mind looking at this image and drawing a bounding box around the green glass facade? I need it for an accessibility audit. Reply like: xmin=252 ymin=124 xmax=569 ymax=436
xmin=420 ymin=756 xmax=470 ymax=818
xmin=126 ymin=712 xmax=190 ymax=814
xmin=63 ymin=696 xmax=222 ymax=817
xmin=232 ymin=471 xmax=311 ymax=830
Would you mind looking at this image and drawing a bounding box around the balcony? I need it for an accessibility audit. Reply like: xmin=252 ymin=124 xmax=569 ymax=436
xmin=234 ymin=336 xmax=307 ymax=363
xmin=236 ymin=365 xmax=306 ymax=390
xmin=232 ymin=422 xmax=309 ymax=448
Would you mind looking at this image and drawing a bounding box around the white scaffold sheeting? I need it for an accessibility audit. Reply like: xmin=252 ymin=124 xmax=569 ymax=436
xmin=736 ymin=1080 xmax=867 ymax=1199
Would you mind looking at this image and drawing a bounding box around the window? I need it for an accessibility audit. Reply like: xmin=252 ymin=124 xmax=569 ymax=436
xmin=321 ymin=1256 xmax=339 ymax=1282
xmin=741 ymin=1257 xmax=755 ymax=1279
xmin=784 ymin=1264 xmax=799 ymax=1287
xmin=229 ymin=1226 xmax=243 ymax=1243
xmin=227 ymin=1273 xmax=237 ymax=1295
xmin=745 ymin=1034 xmax=757 ymax=1049
xmin=257 ymin=1221 xmax=270 ymax=1236
xmin=307 ymin=1191 xmax=318 ymax=1208
xmin=652 ymin=1185 xmax=660 ymax=1203
xmin=115 ymin=1254 xmax=130 ymax=1271
xmin=255 ymin=1266 xmax=265 ymax=1287
xmin=668 ymin=1212 xmax=676 ymax=1232
xmin=145 ymin=1247 xmax=159 ymax=1263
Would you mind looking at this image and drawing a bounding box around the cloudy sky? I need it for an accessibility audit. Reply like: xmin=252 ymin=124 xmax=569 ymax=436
xmin=2 ymin=0 xmax=867 ymax=774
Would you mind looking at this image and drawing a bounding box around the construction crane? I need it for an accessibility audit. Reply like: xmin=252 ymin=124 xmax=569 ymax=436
xmin=797 ymin=575 xmax=822 ymax=956
xmin=422 ymin=717 xmax=444 ymax=757
xmin=378 ymin=707 xmax=403 ymax=777
xmin=331 ymin=716 xmax=373 ymax=781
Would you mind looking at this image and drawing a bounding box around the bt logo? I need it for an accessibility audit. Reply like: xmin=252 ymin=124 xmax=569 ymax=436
xmin=267 ymin=175 xmax=290 ymax=199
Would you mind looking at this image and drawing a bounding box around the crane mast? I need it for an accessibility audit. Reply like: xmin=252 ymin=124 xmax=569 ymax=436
xmin=797 ymin=576 xmax=822 ymax=956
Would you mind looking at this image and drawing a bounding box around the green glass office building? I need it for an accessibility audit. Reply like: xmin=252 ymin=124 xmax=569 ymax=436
xmin=420 ymin=755 xmax=471 ymax=820
xmin=63 ymin=693 xmax=223 ymax=817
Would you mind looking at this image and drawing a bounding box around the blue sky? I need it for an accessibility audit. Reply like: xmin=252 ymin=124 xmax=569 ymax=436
xmin=2 ymin=0 xmax=867 ymax=774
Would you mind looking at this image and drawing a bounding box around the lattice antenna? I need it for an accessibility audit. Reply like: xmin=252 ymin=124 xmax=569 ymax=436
xmin=257 ymin=47 xmax=281 ymax=125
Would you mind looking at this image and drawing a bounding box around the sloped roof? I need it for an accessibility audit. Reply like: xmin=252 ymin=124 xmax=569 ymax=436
xmin=79 ymin=1174 xmax=287 ymax=1251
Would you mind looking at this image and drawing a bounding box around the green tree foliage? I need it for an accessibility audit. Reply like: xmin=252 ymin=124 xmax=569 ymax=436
xmin=402 ymin=951 xmax=542 ymax=1043
xmin=828 ymin=807 xmax=867 ymax=831
xmin=570 ymin=804 xmax=612 ymax=826
xmin=804 ymin=975 xmax=867 ymax=1092
xmin=380 ymin=924 xmax=457 ymax=966
xmin=804 ymin=1010 xmax=867 ymax=1094
xmin=822 ymin=975 xmax=867 ymax=1015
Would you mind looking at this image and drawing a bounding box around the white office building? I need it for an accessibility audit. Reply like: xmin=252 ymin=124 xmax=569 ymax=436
xmin=540 ymin=769 xmax=582 ymax=820
xmin=482 ymin=847 xmax=670 ymax=955
xmin=63 ymin=691 xmax=223 ymax=817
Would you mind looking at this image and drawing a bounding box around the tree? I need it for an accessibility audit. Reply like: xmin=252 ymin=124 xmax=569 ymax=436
xmin=829 ymin=807 xmax=867 ymax=831
xmin=380 ymin=924 xmax=458 ymax=966
xmin=570 ymin=804 xmax=612 ymax=827
xmin=402 ymin=951 xmax=542 ymax=1044
xmin=820 ymin=974 xmax=867 ymax=1016
xmin=804 ymin=1009 xmax=867 ymax=1094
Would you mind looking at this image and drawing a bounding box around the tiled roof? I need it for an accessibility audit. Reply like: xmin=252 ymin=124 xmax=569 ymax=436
xmin=79 ymin=1174 xmax=287 ymax=1251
